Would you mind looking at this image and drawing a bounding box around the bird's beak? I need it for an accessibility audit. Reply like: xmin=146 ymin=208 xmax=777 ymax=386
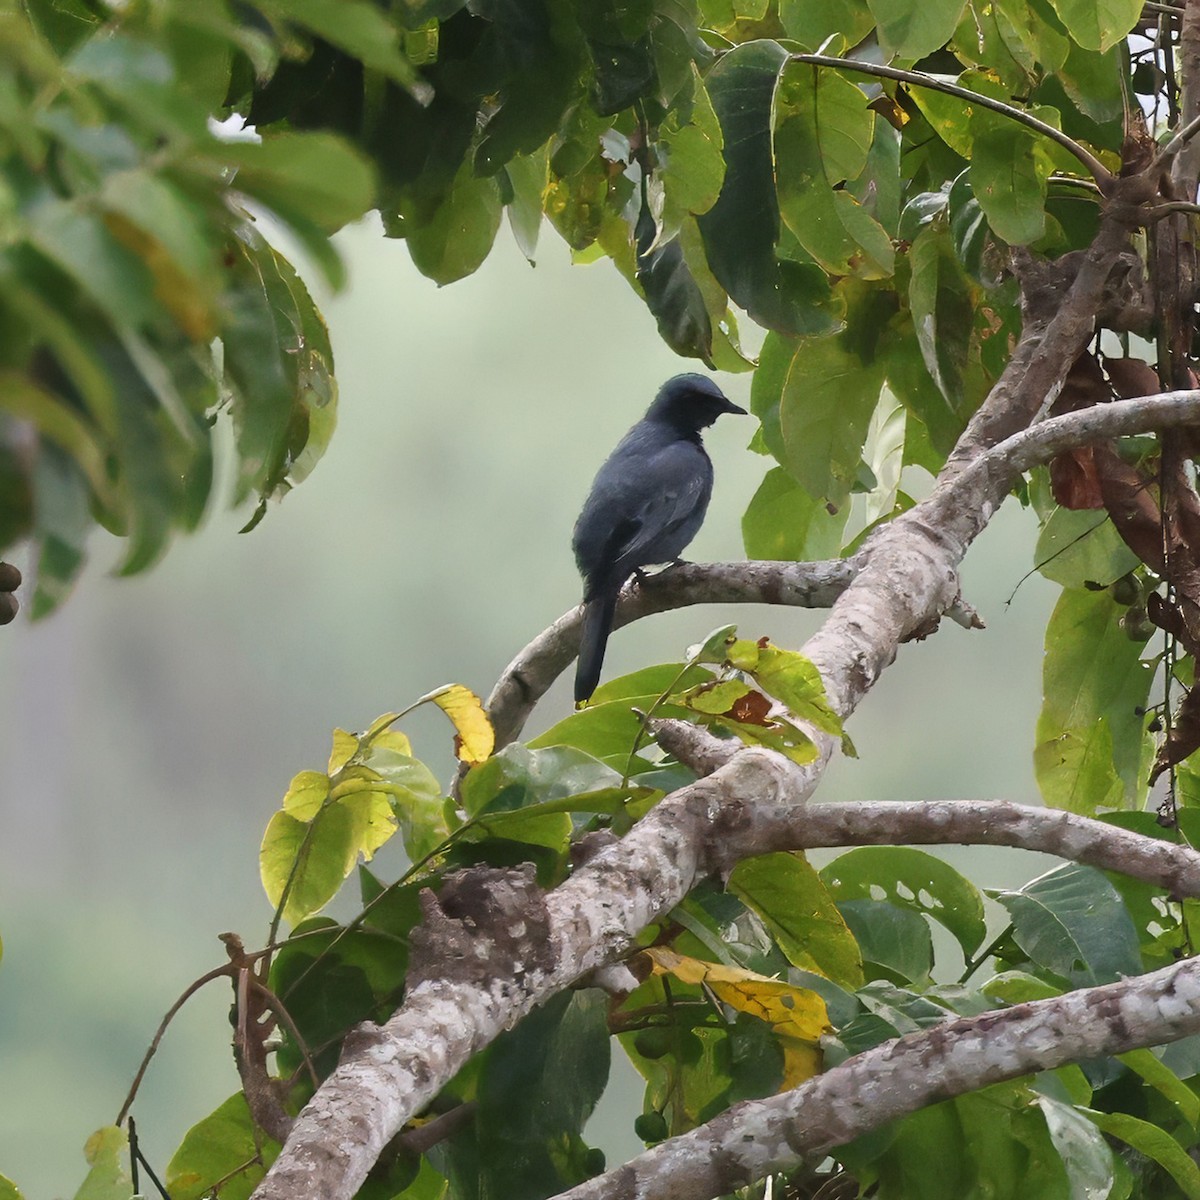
xmin=722 ymin=398 xmax=748 ymax=415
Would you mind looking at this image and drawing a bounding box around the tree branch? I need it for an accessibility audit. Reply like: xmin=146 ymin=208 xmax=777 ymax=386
xmin=556 ymin=956 xmax=1200 ymax=1200
xmin=486 ymin=558 xmax=856 ymax=749
xmin=251 ymin=194 xmax=1158 ymax=1200
xmin=728 ymin=798 xmax=1200 ymax=896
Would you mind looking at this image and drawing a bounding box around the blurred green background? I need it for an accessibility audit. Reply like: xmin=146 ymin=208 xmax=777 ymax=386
xmin=0 ymin=218 xmax=1060 ymax=1196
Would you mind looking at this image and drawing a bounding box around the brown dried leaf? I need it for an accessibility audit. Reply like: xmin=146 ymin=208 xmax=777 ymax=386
xmin=1103 ymin=356 xmax=1161 ymax=400
xmin=1150 ymin=686 xmax=1200 ymax=784
xmin=1049 ymin=352 xmax=1111 ymax=417
xmin=1050 ymin=446 xmax=1105 ymax=510
xmin=1095 ymin=445 xmax=1164 ymax=572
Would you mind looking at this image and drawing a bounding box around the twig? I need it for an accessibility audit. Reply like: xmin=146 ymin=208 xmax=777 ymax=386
xmin=116 ymin=963 xmax=234 ymax=1125
xmin=790 ymin=53 xmax=1114 ymax=186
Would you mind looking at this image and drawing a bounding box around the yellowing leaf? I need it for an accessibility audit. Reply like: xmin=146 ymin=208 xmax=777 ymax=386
xmin=328 ymin=728 xmax=358 ymax=774
xmin=646 ymin=947 xmax=829 ymax=1087
xmin=75 ymin=1126 xmax=130 ymax=1200
xmin=370 ymin=728 xmax=413 ymax=756
xmin=337 ymin=789 xmax=398 ymax=861
xmin=260 ymin=805 xmax=357 ymax=926
xmin=281 ymin=770 xmax=330 ymax=821
xmin=429 ymin=684 xmax=494 ymax=765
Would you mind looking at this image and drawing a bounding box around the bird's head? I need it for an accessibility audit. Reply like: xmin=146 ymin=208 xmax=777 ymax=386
xmin=646 ymin=373 xmax=746 ymax=430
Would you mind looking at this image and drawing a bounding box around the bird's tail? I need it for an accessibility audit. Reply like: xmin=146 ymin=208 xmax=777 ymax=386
xmin=575 ymin=587 xmax=619 ymax=705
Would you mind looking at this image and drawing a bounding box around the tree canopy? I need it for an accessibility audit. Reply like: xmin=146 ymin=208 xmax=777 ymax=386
xmin=8 ymin=0 xmax=1200 ymax=1199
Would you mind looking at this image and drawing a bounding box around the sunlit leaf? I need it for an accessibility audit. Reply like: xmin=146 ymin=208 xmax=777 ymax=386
xmin=1035 ymin=587 xmax=1154 ymax=813
xmin=730 ymin=852 xmax=864 ymax=989
xmin=72 ymin=1127 xmax=131 ymax=1200
xmin=428 ymin=684 xmax=494 ymax=765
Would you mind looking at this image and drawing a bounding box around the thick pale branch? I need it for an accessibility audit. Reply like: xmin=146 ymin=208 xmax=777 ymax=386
xmin=558 ymin=956 xmax=1200 ymax=1200
xmin=486 ymin=558 xmax=856 ymax=749
xmin=734 ymin=798 xmax=1200 ymax=896
xmin=251 ymin=749 xmax=806 ymax=1200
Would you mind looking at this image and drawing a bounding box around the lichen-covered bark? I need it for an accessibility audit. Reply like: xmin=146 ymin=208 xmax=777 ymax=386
xmin=559 ymin=957 xmax=1200 ymax=1200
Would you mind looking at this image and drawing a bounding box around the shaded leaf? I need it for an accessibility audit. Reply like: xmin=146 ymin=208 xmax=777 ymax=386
xmin=820 ymin=846 xmax=987 ymax=958
xmin=991 ymin=862 xmax=1142 ymax=986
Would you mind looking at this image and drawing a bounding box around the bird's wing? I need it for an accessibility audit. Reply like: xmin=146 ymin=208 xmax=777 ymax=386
xmin=600 ymin=441 xmax=712 ymax=568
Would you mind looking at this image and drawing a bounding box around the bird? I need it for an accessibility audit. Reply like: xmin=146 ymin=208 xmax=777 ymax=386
xmin=572 ymin=373 xmax=745 ymax=704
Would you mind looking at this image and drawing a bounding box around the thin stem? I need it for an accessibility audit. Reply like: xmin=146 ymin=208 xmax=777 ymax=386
xmin=958 ymin=924 xmax=1015 ymax=985
xmin=789 ymin=53 xmax=1114 ymax=185
xmin=1155 ymin=110 xmax=1200 ymax=164
xmin=1144 ymin=200 xmax=1200 ymax=218
xmin=116 ymin=964 xmax=234 ymax=1125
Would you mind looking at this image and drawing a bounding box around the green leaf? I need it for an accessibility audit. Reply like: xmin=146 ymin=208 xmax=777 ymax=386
xmin=98 ymin=169 xmax=221 ymax=336
xmin=0 ymin=1176 xmax=23 ymax=1200
xmin=405 ymin=163 xmax=503 ymax=285
xmin=27 ymin=201 xmax=159 ymax=331
xmin=697 ymin=40 xmax=838 ymax=336
xmin=868 ymin=0 xmax=968 ymax=58
xmin=462 ymin=743 xmax=622 ymax=817
xmin=967 ymin=112 xmax=1050 ymax=246
xmin=72 ymin=1127 xmax=131 ymax=1200
xmin=1118 ymin=1048 xmax=1200 ymax=1127
xmin=741 ymin=466 xmax=849 ymax=560
xmin=445 ymin=990 xmax=611 ymax=1200
xmin=748 ymin=329 xmax=795 ymax=462
xmin=367 ymin=751 xmax=447 ymax=863
xmin=532 ymin=663 xmax=714 ymax=768
xmin=256 ymin=0 xmax=427 ymax=94
xmin=260 ymin=793 xmax=380 ymax=925
xmin=1046 ymin=0 xmax=1142 ymax=52
xmin=774 ymin=62 xmax=894 ymax=279
xmin=907 ymin=225 xmax=974 ymax=411
xmin=1083 ymin=1109 xmax=1200 ymax=1198
xmin=820 ymin=846 xmax=987 ymax=958
xmin=222 ymin=132 xmax=378 ymax=233
xmin=1035 ymin=508 xmax=1140 ymax=590
xmin=166 ymin=1093 xmax=278 ymax=1200
xmin=268 ymin=917 xmax=409 ymax=1077
xmin=715 ymin=638 xmax=843 ymax=737
xmin=660 ymin=67 xmax=725 ymax=230
xmin=778 ymin=318 xmax=887 ymax=509
xmin=836 ymin=900 xmax=933 ymax=982
xmin=635 ymin=204 xmax=714 ymax=364
xmin=991 ymin=863 xmax=1142 ymax=986
xmin=1035 ymin=1096 xmax=1115 ymax=1200
xmin=282 ymin=769 xmax=331 ymax=820
xmin=1035 ymin=587 xmax=1154 ymax=813
xmin=221 ymin=224 xmax=338 ymax=508
xmin=779 ymin=0 xmax=875 ymax=49
xmin=504 ymin=149 xmax=547 ymax=264
xmin=729 ymin=852 xmax=864 ymax=988
xmin=30 ymin=445 xmax=91 ymax=618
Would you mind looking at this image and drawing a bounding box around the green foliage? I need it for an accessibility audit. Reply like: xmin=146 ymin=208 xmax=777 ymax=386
xmin=13 ymin=0 xmax=1200 ymax=1198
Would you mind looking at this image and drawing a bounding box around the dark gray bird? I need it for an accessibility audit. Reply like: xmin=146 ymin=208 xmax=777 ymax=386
xmin=572 ymin=374 xmax=745 ymax=704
